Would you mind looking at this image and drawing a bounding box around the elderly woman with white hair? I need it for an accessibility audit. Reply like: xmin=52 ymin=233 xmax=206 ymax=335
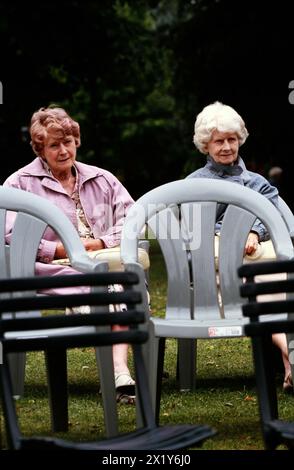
xmin=187 ymin=101 xmax=293 ymax=391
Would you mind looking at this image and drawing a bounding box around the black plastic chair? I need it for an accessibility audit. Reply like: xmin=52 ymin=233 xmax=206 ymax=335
xmin=239 ymin=259 xmax=294 ymax=450
xmin=0 ymin=271 xmax=215 ymax=450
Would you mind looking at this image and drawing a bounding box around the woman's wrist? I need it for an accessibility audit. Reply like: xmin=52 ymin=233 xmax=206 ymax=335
xmin=95 ymin=239 xmax=105 ymax=250
xmin=83 ymin=238 xmax=105 ymax=251
xmin=54 ymin=242 xmax=67 ymax=259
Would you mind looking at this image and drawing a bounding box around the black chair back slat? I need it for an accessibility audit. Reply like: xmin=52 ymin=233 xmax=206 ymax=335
xmin=239 ymin=259 xmax=294 ymax=277
xmin=3 ymin=330 xmax=148 ymax=353
xmin=245 ymin=320 xmax=294 ymax=336
xmin=0 ymin=310 xmax=145 ymax=332
xmin=0 ymin=271 xmax=139 ymax=292
xmin=241 ymin=279 xmax=294 ymax=297
xmin=0 ymin=291 xmax=142 ymax=313
xmin=242 ymin=300 xmax=294 ymax=317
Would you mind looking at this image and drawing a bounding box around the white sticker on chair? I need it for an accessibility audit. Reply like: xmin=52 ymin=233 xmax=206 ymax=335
xmin=208 ymin=326 xmax=242 ymax=337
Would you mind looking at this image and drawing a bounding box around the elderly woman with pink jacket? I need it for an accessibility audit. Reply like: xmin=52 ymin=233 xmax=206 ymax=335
xmin=4 ymin=106 xmax=136 ymax=403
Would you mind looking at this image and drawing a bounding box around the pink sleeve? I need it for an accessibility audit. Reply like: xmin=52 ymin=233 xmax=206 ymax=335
xmin=100 ymin=177 xmax=134 ymax=248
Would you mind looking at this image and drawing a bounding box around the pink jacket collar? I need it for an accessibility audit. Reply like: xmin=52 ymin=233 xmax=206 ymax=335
xmin=18 ymin=158 xmax=102 ymax=184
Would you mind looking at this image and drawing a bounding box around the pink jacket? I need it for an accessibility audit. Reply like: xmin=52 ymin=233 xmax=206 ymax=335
xmin=4 ymin=158 xmax=134 ymax=266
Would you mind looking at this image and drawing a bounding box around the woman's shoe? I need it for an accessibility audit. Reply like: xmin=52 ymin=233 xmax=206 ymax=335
xmin=115 ymin=372 xmax=136 ymax=404
xmin=65 ymin=305 xmax=91 ymax=315
xmin=283 ymin=372 xmax=293 ymax=392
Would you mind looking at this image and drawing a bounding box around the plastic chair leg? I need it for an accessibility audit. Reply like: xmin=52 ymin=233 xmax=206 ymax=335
xmin=45 ymin=348 xmax=68 ymax=432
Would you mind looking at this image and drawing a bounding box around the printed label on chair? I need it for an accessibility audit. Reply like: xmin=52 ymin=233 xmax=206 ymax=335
xmin=208 ymin=326 xmax=242 ymax=337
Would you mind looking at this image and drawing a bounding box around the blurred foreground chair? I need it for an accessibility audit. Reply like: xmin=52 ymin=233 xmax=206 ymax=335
xmin=0 ymin=271 xmax=216 ymax=450
xmin=120 ymin=179 xmax=294 ymax=421
xmin=239 ymin=259 xmax=294 ymax=450
xmin=0 ymin=185 xmax=119 ymax=435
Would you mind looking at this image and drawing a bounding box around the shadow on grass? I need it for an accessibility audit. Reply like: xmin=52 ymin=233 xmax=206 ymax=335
xmin=162 ymin=374 xmax=257 ymax=393
xmin=24 ymin=380 xmax=101 ymax=398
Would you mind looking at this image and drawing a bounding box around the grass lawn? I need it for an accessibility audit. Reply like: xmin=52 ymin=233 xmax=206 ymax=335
xmin=1 ymin=242 xmax=293 ymax=450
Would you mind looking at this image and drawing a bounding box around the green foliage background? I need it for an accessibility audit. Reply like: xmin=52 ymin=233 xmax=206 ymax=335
xmin=1 ymin=0 xmax=294 ymax=203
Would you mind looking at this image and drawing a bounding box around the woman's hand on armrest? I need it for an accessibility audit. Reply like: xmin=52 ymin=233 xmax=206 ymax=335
xmin=245 ymin=231 xmax=259 ymax=255
xmin=81 ymin=238 xmax=105 ymax=252
xmin=54 ymin=238 xmax=105 ymax=260
xmin=54 ymin=242 xmax=68 ymax=259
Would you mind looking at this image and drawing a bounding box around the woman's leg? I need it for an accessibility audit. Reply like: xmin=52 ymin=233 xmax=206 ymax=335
xmin=37 ymin=263 xmax=135 ymax=400
xmin=110 ymin=286 xmax=135 ymax=402
xmin=254 ymin=271 xmax=292 ymax=389
xmin=112 ymin=326 xmax=130 ymax=375
xmin=272 ymin=333 xmax=292 ymax=387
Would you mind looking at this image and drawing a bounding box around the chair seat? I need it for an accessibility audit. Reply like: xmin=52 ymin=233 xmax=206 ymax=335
xmin=152 ymin=317 xmax=246 ymax=338
xmin=53 ymin=246 xmax=150 ymax=271
xmin=152 ymin=313 xmax=288 ymax=339
xmin=20 ymin=424 xmax=215 ymax=450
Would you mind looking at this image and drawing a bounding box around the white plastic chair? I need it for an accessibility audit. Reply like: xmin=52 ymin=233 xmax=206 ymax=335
xmin=278 ymin=196 xmax=294 ymax=241
xmin=120 ymin=179 xmax=294 ymax=420
xmin=0 ymin=185 xmax=118 ymax=436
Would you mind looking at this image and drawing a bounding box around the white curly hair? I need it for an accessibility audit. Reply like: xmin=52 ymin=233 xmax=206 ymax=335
xmin=193 ymin=101 xmax=249 ymax=154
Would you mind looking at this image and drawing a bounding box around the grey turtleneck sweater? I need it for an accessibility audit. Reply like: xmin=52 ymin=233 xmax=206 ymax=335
xmin=187 ymin=155 xmax=279 ymax=241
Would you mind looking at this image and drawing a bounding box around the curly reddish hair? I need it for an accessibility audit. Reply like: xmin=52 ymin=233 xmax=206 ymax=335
xmin=30 ymin=107 xmax=81 ymax=157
